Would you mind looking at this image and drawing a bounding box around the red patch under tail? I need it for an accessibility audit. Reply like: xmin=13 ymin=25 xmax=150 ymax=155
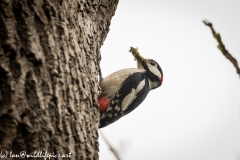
xmin=98 ymin=96 xmax=110 ymax=113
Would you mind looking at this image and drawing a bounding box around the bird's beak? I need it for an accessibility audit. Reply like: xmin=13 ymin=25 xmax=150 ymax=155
xmin=129 ymin=47 xmax=145 ymax=69
xmin=137 ymin=58 xmax=145 ymax=69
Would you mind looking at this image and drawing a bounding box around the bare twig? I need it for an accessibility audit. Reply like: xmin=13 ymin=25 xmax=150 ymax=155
xmin=99 ymin=130 xmax=121 ymax=160
xmin=203 ymin=20 xmax=240 ymax=77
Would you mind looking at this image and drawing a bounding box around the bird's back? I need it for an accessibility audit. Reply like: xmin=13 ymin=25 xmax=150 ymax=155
xmin=100 ymin=68 xmax=144 ymax=99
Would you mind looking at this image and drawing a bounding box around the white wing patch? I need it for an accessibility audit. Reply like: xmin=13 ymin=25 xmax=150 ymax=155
xmin=122 ymin=79 xmax=145 ymax=111
xmin=121 ymin=88 xmax=135 ymax=111
xmin=136 ymin=79 xmax=145 ymax=93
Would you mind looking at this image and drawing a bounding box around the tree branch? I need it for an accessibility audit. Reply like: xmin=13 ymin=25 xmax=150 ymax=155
xmin=99 ymin=130 xmax=121 ymax=160
xmin=203 ymin=20 xmax=240 ymax=78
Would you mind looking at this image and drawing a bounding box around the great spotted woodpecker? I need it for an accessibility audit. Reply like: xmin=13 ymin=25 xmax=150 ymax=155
xmin=98 ymin=47 xmax=163 ymax=128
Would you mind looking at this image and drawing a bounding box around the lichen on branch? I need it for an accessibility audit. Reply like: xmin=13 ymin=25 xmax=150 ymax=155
xmin=129 ymin=47 xmax=144 ymax=61
xmin=203 ymin=20 xmax=240 ymax=77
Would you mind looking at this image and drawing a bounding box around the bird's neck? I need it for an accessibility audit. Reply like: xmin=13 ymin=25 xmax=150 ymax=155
xmin=144 ymin=71 xmax=159 ymax=90
xmin=149 ymin=79 xmax=159 ymax=90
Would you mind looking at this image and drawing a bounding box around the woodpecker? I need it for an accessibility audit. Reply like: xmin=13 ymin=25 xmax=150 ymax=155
xmin=98 ymin=47 xmax=163 ymax=128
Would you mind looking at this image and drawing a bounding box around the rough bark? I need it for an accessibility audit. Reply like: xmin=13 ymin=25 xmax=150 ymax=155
xmin=0 ymin=0 xmax=118 ymax=159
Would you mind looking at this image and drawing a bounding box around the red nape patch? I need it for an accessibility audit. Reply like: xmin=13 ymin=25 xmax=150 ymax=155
xmin=98 ymin=97 xmax=110 ymax=113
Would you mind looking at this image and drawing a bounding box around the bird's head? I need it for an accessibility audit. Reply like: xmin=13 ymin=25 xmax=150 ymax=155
xmin=129 ymin=47 xmax=163 ymax=89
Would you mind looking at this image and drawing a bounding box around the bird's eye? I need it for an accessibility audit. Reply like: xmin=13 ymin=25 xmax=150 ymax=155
xmin=150 ymin=61 xmax=155 ymax=66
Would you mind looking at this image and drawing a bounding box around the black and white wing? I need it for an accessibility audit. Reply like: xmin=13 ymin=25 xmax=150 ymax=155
xmin=99 ymin=72 xmax=150 ymax=128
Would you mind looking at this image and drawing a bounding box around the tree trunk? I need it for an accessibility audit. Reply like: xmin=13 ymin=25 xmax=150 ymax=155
xmin=0 ymin=0 xmax=118 ymax=159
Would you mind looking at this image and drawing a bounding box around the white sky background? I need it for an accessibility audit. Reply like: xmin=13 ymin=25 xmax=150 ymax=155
xmin=98 ymin=0 xmax=240 ymax=160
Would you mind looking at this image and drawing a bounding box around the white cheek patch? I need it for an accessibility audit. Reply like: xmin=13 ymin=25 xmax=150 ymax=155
xmin=147 ymin=63 xmax=162 ymax=78
xmin=122 ymin=79 xmax=145 ymax=111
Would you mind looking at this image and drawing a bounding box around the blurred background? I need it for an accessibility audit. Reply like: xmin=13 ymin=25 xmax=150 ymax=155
xmin=99 ymin=0 xmax=240 ymax=159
